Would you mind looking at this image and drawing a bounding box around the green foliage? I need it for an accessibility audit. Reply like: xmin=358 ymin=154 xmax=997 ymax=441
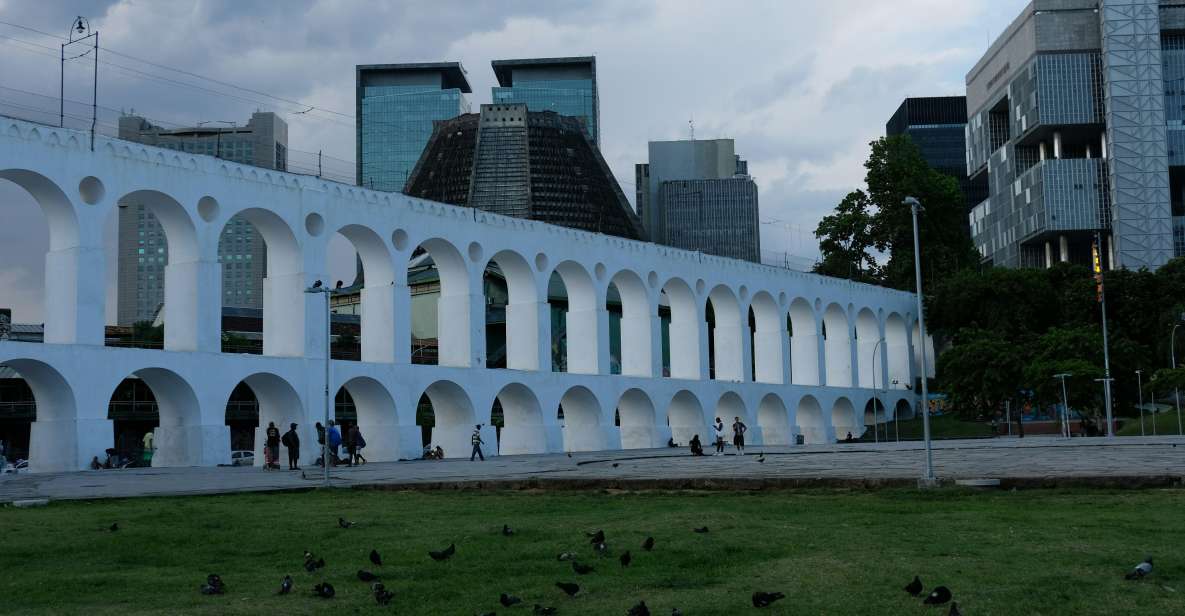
xmin=935 ymin=329 xmax=1024 ymax=416
xmin=131 ymin=320 xmax=163 ymax=343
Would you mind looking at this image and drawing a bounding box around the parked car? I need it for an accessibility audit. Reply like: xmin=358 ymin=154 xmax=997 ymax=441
xmin=230 ymin=450 xmax=255 ymax=467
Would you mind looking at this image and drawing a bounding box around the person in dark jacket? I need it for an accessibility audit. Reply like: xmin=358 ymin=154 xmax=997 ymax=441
xmin=350 ymin=424 xmax=367 ymax=465
xmin=281 ymin=423 xmax=300 ymax=470
xmin=264 ymin=421 xmax=281 ymax=470
xmin=314 ymin=422 xmax=326 ymax=466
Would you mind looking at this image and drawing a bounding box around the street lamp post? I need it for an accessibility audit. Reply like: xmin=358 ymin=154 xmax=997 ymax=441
xmin=1092 ymin=233 xmax=1115 ymax=437
xmin=1172 ymin=317 xmax=1184 ymax=436
xmin=304 ymin=280 xmax=332 ymax=488
xmin=1136 ymin=369 xmax=1145 ymax=437
xmin=871 ymin=338 xmax=887 ymax=444
xmin=1053 ymin=373 xmax=1072 ymax=438
xmin=903 ymin=196 xmax=935 ymax=483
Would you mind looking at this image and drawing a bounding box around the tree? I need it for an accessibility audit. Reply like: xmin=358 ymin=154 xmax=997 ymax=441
xmin=935 ymin=329 xmax=1025 ymax=418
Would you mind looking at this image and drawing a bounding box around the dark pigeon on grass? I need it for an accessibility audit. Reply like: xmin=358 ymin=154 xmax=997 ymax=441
xmin=948 ymin=602 xmax=963 ymax=616
xmin=503 ymin=524 xmax=515 ymax=536
xmin=642 ymin=537 xmax=655 ymax=551
xmin=338 ymin=517 xmax=356 ymax=529
xmin=557 ymin=551 xmax=578 ymax=561
xmin=588 ymin=529 xmax=605 ymax=544
xmin=628 ymin=600 xmax=651 ymax=616
xmin=370 ymin=548 xmax=382 ymax=566
xmin=594 ymin=542 xmax=609 ymax=557
xmin=751 ymin=591 xmax=785 ymax=608
xmin=923 ymin=586 xmax=952 ymax=605
xmin=1126 ymin=556 xmax=1153 ymax=580
xmin=534 ymin=605 xmax=558 ymax=615
xmin=278 ymin=575 xmax=293 ymax=595
xmin=904 ymin=575 xmax=923 ymax=596
xmin=572 ymin=561 xmax=595 ymax=575
xmin=429 ymin=543 xmax=456 ymax=561
xmin=313 ymin=582 xmax=335 ymax=599
xmin=200 ymin=573 xmax=225 ymax=595
xmin=357 ymin=570 xmax=379 ymax=582
xmin=373 ymin=582 xmax=394 ymax=605
xmin=693 ymin=526 xmax=709 ymax=534
xmin=501 ymin=592 xmax=523 ymax=607
xmin=671 ymin=609 xmax=683 ymax=616
xmin=620 ymin=550 xmax=632 ymax=567
xmin=556 ymin=581 xmax=580 ymax=597
xmin=108 ymin=523 xmax=119 ymax=532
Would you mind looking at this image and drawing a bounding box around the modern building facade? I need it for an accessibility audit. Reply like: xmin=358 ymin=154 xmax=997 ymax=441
xmin=635 ymin=139 xmax=760 ymax=262
xmin=886 ymin=96 xmax=988 ymax=210
xmin=404 ymin=104 xmax=645 ymax=239
xmin=356 ymin=62 xmax=472 ymax=192
xmin=116 ymin=113 xmax=287 ymax=325
xmin=492 ymin=56 xmax=599 ymax=145
xmin=965 ymin=0 xmax=1183 ymax=270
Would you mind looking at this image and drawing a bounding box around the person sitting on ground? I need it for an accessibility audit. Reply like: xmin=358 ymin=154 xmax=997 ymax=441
xmin=667 ymin=437 xmax=678 ymax=448
xmin=90 ymin=456 xmax=103 ymax=470
xmin=844 ymin=431 xmax=854 ymax=443
xmin=433 ymin=446 xmax=445 ymax=460
xmin=689 ymin=434 xmax=705 ymax=456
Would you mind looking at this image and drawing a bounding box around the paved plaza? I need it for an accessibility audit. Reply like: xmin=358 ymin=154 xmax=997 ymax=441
xmin=2 ymin=436 xmax=1184 ymax=503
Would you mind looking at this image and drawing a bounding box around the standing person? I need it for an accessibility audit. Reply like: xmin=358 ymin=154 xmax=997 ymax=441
xmin=265 ymin=421 xmax=281 ymax=470
xmin=327 ymin=421 xmax=342 ymax=466
xmin=281 ymin=423 xmax=300 ymax=470
xmin=470 ymin=424 xmax=486 ymax=461
xmin=314 ymin=422 xmax=326 ymax=467
xmin=343 ymin=422 xmax=356 ymax=467
xmin=141 ymin=431 xmax=154 ymax=466
xmin=351 ymin=425 xmax=367 ymax=465
xmin=713 ymin=417 xmax=726 ymax=455
xmin=1015 ymin=413 xmax=1025 ymax=438
xmin=732 ymin=416 xmax=748 ymax=455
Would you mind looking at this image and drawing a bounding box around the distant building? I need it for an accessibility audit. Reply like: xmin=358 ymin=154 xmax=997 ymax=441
xmin=886 ymin=96 xmax=986 ymax=211
xmin=492 ymin=56 xmax=599 ymax=145
xmin=116 ymin=112 xmax=287 ymax=325
xmin=635 ymin=138 xmax=760 ymax=262
xmin=356 ymin=62 xmax=472 ymax=192
xmin=405 ymin=103 xmax=645 ymax=240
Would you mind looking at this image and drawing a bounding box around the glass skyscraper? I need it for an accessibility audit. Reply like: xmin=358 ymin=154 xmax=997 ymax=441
xmin=491 ymin=57 xmax=599 ymax=146
xmin=356 ymin=62 xmax=472 ymax=192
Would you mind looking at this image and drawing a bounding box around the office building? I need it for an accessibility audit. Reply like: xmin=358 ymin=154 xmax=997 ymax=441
xmin=635 ymin=138 xmax=760 ymax=262
xmin=405 ymin=103 xmax=645 ymax=239
xmin=356 ymin=62 xmax=472 ymax=192
xmin=886 ymin=96 xmax=987 ymax=210
xmin=492 ymin=56 xmax=599 ymax=145
xmin=965 ymin=0 xmax=1182 ymax=270
xmin=116 ymin=112 xmax=287 ymax=325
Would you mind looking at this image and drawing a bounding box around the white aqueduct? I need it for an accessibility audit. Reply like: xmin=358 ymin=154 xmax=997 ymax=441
xmin=0 ymin=117 xmax=932 ymax=473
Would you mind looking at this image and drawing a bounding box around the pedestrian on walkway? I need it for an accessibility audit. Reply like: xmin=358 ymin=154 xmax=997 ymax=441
xmin=1015 ymin=414 xmax=1025 ymax=438
xmin=713 ymin=417 xmax=726 ymax=455
xmin=314 ymin=422 xmax=326 ymax=466
xmin=327 ymin=421 xmax=342 ymax=466
xmin=265 ymin=421 xmax=281 ymax=470
xmin=141 ymin=431 xmax=154 ymax=466
xmin=732 ymin=416 xmax=747 ymax=455
xmin=470 ymin=424 xmax=486 ymax=461
xmin=343 ymin=422 xmax=356 ymax=466
xmin=281 ymin=422 xmax=300 ymax=470
xmin=350 ymin=424 xmax=367 ymax=465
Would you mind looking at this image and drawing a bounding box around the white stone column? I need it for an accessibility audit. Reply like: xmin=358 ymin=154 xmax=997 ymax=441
xmin=712 ymin=322 xmax=745 ymax=381
xmin=151 ymin=424 xmax=230 ymax=467
xmin=620 ymin=311 xmax=661 ymax=377
xmin=790 ymin=332 xmax=821 ymax=385
xmin=567 ymin=307 xmax=609 ymax=374
xmin=263 ymin=272 xmax=312 ymax=358
xmin=1039 ymin=142 xmax=1047 ymax=161
xmin=360 ymin=284 xmax=397 ymax=364
xmin=44 ymin=245 xmax=105 ymax=345
xmin=1045 ymin=241 xmax=1053 ymax=268
xmin=437 ymin=287 xmax=484 ymax=368
xmin=1053 ymin=131 xmax=1062 ymax=159
xmin=1059 ymin=235 xmax=1069 ymax=263
xmin=30 ymin=417 xmax=113 ymax=472
xmin=164 ymin=259 xmax=221 ymax=352
xmin=505 ymin=300 xmax=550 ymax=371
xmin=669 ymin=312 xmax=707 ymax=380
xmin=392 ymin=283 xmax=411 ymax=364
xmin=754 ymin=320 xmax=789 ymax=385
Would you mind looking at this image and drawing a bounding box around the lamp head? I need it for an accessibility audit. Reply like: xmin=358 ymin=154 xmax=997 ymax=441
xmin=903 ymin=196 xmax=923 ymax=212
xmin=74 ymin=17 xmax=86 ymax=34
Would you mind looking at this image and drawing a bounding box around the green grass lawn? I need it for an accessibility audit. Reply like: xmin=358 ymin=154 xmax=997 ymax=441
xmin=2 ymin=488 xmax=1182 ymax=615
xmin=863 ymin=413 xmax=994 ymax=441
xmin=1117 ymin=411 xmax=1185 ymax=437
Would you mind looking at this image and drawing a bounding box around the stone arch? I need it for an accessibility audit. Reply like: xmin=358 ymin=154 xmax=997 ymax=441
xmin=335 ymin=224 xmax=397 ymax=363
xmin=0 ymin=169 xmax=79 ymax=250
xmin=706 ymin=285 xmax=744 ymax=381
xmin=894 ymin=397 xmax=916 ymax=422
xmin=715 ymin=391 xmax=748 ymax=443
xmin=788 ymin=297 xmax=819 ymax=386
xmin=822 ymin=303 xmax=852 ymax=387
xmin=863 ymin=396 xmax=888 ymax=442
xmin=666 ymin=390 xmax=706 ymax=446
xmin=912 ymin=321 xmax=933 ymax=381
xmin=222 ymin=208 xmax=303 ymax=357
xmin=757 ymin=393 xmax=792 ymax=445
xmin=608 ymin=269 xmax=653 ymax=377
xmin=492 ymin=382 xmax=546 ymax=455
xmin=118 ymin=367 xmax=201 ymax=468
xmin=831 ymin=397 xmax=859 ymax=441
xmin=558 ymin=385 xmax=603 ymax=452
xmin=855 ymin=308 xmax=880 ymax=389
xmin=750 ymin=291 xmax=784 ymax=384
xmin=486 ymin=250 xmax=543 ymax=371
xmin=0 ymin=358 xmax=89 ymax=472
xmin=419 ymin=380 xmax=478 ymax=458
xmin=885 ymin=313 xmax=910 ymax=389
xmin=337 ymin=376 xmax=400 ymax=462
xmin=237 ymin=372 xmax=304 ymax=467
xmin=413 ymin=238 xmax=471 ymax=367
xmin=617 ymin=388 xmax=657 ymax=449
xmin=795 ymin=395 xmax=826 ymax=445
xmin=662 ymin=277 xmax=701 ymax=379
xmin=550 ymin=260 xmax=600 ymax=374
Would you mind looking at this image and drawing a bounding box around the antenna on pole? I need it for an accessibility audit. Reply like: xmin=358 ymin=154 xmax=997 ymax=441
xmin=688 ymin=116 xmax=695 ymax=141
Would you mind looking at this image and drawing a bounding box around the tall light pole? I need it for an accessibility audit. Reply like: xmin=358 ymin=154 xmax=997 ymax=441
xmin=1053 ymin=373 xmax=1072 ymax=438
xmin=1136 ymin=369 xmax=1145 ymax=436
xmin=1171 ymin=315 xmax=1184 ymax=436
xmin=903 ymin=196 xmax=934 ymax=482
xmin=871 ymin=338 xmax=886 ymax=443
xmin=1092 ymin=233 xmax=1114 ymax=437
xmin=60 ymin=16 xmax=98 ymax=150
xmin=304 ymin=279 xmax=332 ymax=487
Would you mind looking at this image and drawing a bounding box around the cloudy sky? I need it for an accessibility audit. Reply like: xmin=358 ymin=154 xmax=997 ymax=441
xmin=0 ymin=0 xmax=1028 ymax=323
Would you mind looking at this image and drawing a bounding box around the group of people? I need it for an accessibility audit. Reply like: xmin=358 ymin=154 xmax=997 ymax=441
xmin=688 ymin=416 xmax=748 ymax=456
xmin=258 ymin=420 xmax=368 ymax=471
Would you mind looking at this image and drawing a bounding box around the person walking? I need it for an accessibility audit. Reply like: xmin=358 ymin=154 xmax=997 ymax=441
xmin=281 ymin=422 xmax=300 ymax=470
xmin=343 ymin=422 xmax=356 ymax=467
xmin=713 ymin=417 xmax=726 ymax=455
xmin=314 ymin=422 xmax=326 ymax=467
xmin=327 ymin=421 xmax=342 ymax=466
xmin=141 ymin=430 xmax=154 ymax=466
xmin=731 ymin=416 xmax=748 ymax=455
xmin=470 ymin=424 xmax=486 ymax=461
xmin=350 ymin=424 xmax=367 ymax=465
xmin=265 ymin=421 xmax=281 ymax=471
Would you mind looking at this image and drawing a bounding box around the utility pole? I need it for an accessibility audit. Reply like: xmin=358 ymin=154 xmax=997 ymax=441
xmin=1093 ymin=233 xmax=1114 ymax=437
xmin=60 ymin=17 xmax=98 ymax=149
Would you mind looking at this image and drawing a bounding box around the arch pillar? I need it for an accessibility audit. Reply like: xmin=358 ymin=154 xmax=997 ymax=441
xmin=264 ymin=271 xmax=315 ymax=357
xmin=619 ymin=303 xmax=661 ymax=377
xmin=360 ymin=283 xmax=403 ymax=363
xmin=439 ymin=275 xmax=485 ymax=368
xmin=505 ymin=296 xmax=551 ymax=372
xmin=567 ymin=301 xmax=609 ymax=375
xmin=670 ymin=306 xmax=708 ymax=380
xmin=756 ymin=318 xmax=790 ymax=384
xmin=44 ymin=244 xmax=106 ymax=346
xmin=713 ymin=320 xmax=746 ymax=382
xmin=30 ymin=417 xmax=113 ymax=472
xmin=163 ymin=258 xmax=221 ymax=352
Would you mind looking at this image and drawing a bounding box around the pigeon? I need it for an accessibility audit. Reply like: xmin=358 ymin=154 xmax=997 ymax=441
xmin=923 ymin=586 xmax=952 ymax=605
xmin=671 ymin=610 xmax=683 ymax=616
xmin=338 ymin=517 xmax=356 ymax=529
xmin=628 ymin=600 xmax=651 ymax=616
xmin=756 ymin=452 xmax=766 ymax=463
xmin=642 ymin=537 xmax=655 ymax=551
xmin=534 ymin=606 xmax=558 ymax=615
xmin=693 ymin=526 xmax=710 ymax=534
xmin=904 ymin=575 xmax=923 ymax=596
xmin=556 ymin=581 xmax=580 ymax=597
xmin=567 ymin=452 xmax=573 ymax=458
xmin=594 ymin=542 xmax=609 ymax=556
xmin=370 ymin=549 xmax=382 ymax=566
xmin=304 ymin=555 xmax=326 ymax=573
xmin=1126 ymin=556 xmax=1154 ymax=580
xmin=503 ymin=524 xmax=516 ymax=536
xmin=108 ymin=523 xmax=119 ymax=532
xmin=588 ymin=529 xmax=606 ymax=544
xmin=313 ymin=582 xmax=336 ymax=599
xmin=573 ymin=561 xmax=595 ymax=575
xmin=948 ymin=602 xmax=963 ymax=616
xmin=278 ymin=575 xmax=293 ymax=595
xmin=751 ymin=591 xmax=785 ymax=608
xmin=373 ymin=582 xmax=394 ymax=605
xmin=358 ymin=570 xmax=380 ymax=582
xmin=620 ymin=551 xmax=632 ymax=567
xmin=429 ymin=543 xmax=456 ymax=561
xmin=200 ymin=573 xmax=225 ymax=595
xmin=557 ymin=551 xmax=578 ymax=561
xmin=612 ymin=463 xmax=620 ymax=468
xmin=301 ymin=471 xmax=307 ymax=479
xmin=501 ymin=592 xmax=523 ymax=607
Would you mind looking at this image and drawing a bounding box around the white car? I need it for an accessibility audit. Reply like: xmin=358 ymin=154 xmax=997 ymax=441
xmin=230 ymin=450 xmax=255 ymax=466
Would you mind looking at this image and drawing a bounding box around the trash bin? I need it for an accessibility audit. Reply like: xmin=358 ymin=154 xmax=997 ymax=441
xmin=795 ymin=434 xmax=805 ymax=445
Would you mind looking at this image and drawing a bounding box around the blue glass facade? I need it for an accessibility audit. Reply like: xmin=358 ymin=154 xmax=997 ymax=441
xmin=359 ymin=85 xmax=469 ymax=192
xmin=492 ymin=79 xmax=597 ymax=143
